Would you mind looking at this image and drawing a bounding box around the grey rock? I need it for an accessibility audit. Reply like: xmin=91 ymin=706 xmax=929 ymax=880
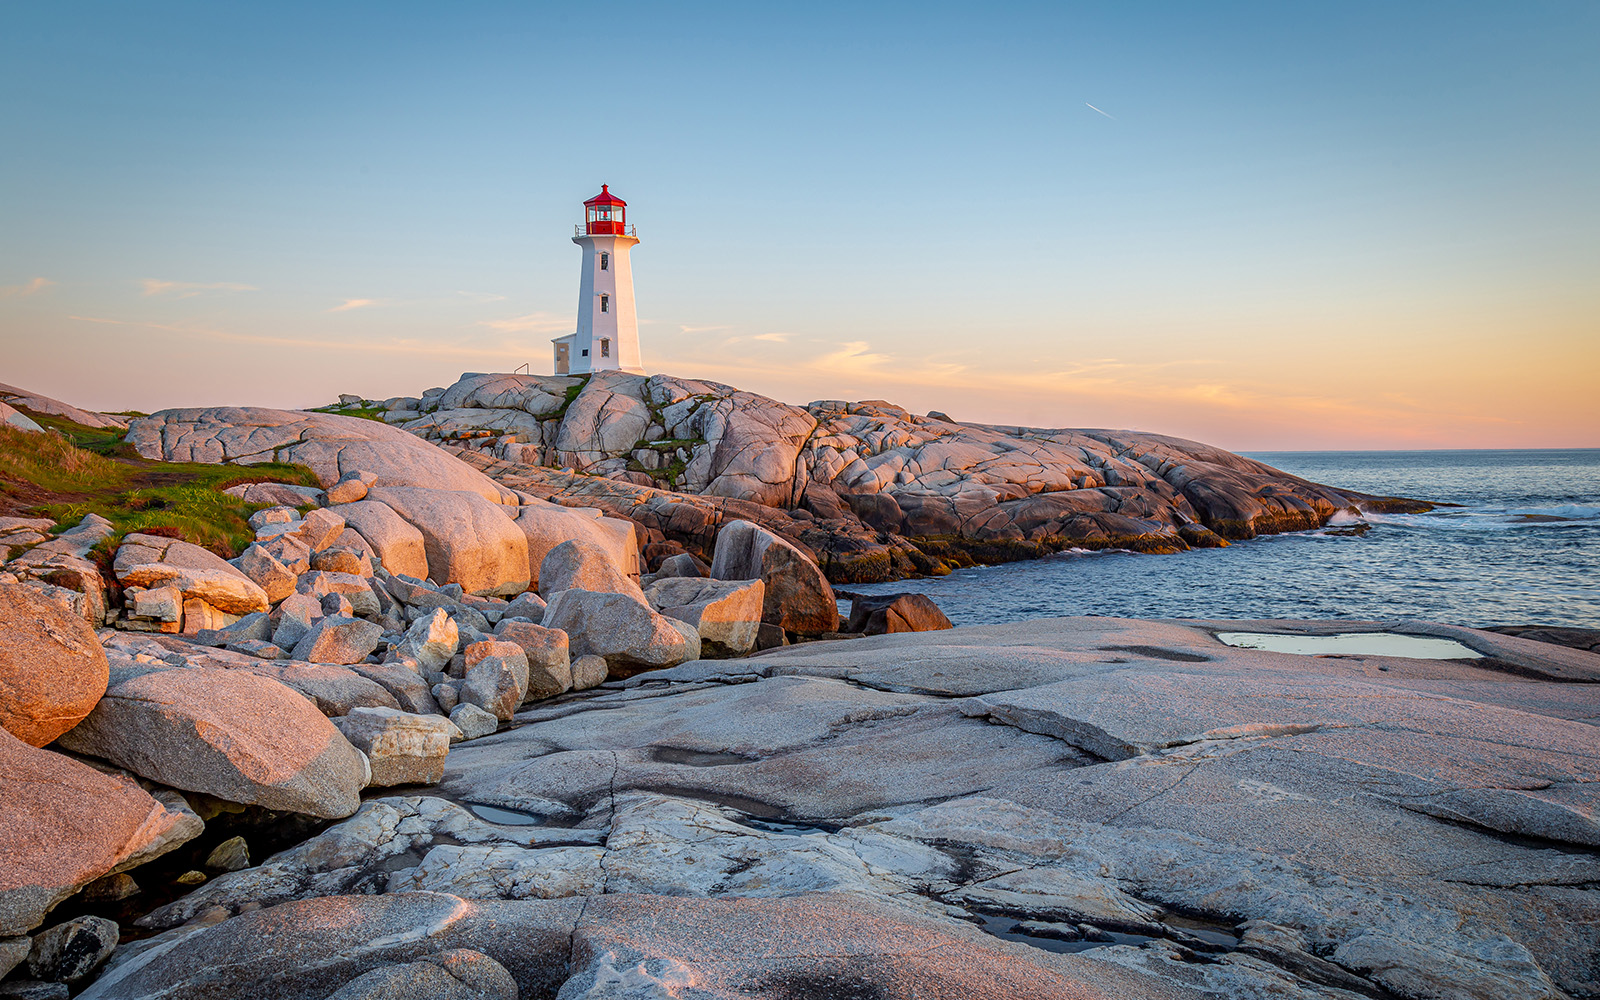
xmin=449 ymin=703 xmax=498 ymax=740
xmin=541 ymin=589 xmax=699 ymax=676
xmin=26 ymin=915 xmax=117 ymax=984
xmin=643 ymin=576 xmax=764 ymax=657
xmin=292 ymin=616 xmax=384 ymax=666
xmin=570 ymin=654 xmax=608 ymax=691
xmin=460 ymin=642 xmax=529 ymax=721
xmin=490 ymin=621 xmax=570 ymax=701
xmin=56 ymin=666 xmax=366 ymax=819
xmin=536 ymin=538 xmax=643 ymax=602
xmin=500 ymin=591 xmax=546 ymax=623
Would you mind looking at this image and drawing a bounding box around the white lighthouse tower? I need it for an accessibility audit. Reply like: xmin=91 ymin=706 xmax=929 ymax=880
xmin=551 ymin=185 xmax=644 ymax=375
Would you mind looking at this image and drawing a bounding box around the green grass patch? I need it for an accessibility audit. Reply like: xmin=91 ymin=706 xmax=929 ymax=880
xmin=1 ymin=418 xmax=321 ymax=558
xmin=0 ymin=422 xmax=129 ymax=493
xmin=311 ymin=404 xmax=387 ymax=422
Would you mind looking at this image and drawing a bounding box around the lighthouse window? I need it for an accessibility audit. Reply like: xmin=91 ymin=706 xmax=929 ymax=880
xmin=600 ymin=253 xmax=609 ymax=271
xmin=600 ymin=294 xmax=609 ymax=313
xmin=601 ymin=338 xmax=611 ymax=358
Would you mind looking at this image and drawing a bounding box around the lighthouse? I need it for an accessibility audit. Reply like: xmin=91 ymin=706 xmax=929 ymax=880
xmin=551 ymin=185 xmax=644 ymax=375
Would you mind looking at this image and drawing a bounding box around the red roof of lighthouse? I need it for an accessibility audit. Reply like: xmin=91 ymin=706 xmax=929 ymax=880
xmin=584 ymin=184 xmax=626 ymax=208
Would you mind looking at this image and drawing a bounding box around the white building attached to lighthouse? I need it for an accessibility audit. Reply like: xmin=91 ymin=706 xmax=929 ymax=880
xmin=552 ymin=185 xmax=644 ymax=375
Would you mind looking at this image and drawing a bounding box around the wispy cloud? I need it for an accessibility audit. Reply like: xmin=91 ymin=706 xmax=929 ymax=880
xmin=751 ymin=332 xmax=791 ymax=343
xmin=678 ymin=323 xmax=732 ymax=334
xmin=329 ymin=298 xmax=377 ymax=312
xmin=457 ymin=290 xmax=509 ymax=304
xmin=479 ymin=312 xmax=571 ymax=333
xmin=0 ymin=277 xmax=53 ymax=299
xmin=141 ymin=279 xmax=257 ymax=298
xmin=67 ymin=314 xmax=546 ymax=362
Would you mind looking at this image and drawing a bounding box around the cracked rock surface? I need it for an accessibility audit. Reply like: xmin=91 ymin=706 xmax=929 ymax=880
xmin=82 ymin=616 xmax=1600 ymax=999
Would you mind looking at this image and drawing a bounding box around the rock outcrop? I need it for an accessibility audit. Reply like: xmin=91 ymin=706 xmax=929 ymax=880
xmin=392 ymin=371 xmax=1423 ymax=584
xmin=126 ymin=407 xmax=516 ymax=504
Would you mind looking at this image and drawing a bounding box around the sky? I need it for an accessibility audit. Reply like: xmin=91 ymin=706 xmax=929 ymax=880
xmin=1 ymin=1 xmax=1596 ymax=450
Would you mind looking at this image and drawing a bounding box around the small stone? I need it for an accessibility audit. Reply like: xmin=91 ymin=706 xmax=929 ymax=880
xmin=231 ymin=545 xmax=296 ymax=604
xmin=431 ymin=681 xmax=459 ymax=713
xmin=501 ymin=591 xmax=547 ymax=624
xmin=81 ymin=873 xmax=140 ymax=904
xmin=247 ymin=506 xmax=299 ymax=531
xmin=323 ymin=473 xmax=371 ymax=506
xmin=175 ymin=870 xmax=207 ymax=886
xmin=448 ymin=702 xmax=498 ymax=740
xmin=390 ymin=609 xmax=458 ymax=672
xmin=571 ymin=653 xmax=608 ymax=690
xmin=310 ymin=546 xmax=373 ymax=577
xmin=204 ymin=836 xmax=250 ymax=872
xmin=26 ymin=915 xmax=118 ymax=984
xmin=299 ymin=508 xmax=347 ymax=552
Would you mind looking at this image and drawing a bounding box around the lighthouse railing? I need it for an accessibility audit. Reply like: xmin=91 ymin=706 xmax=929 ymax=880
xmin=576 ymin=224 xmax=637 ymax=237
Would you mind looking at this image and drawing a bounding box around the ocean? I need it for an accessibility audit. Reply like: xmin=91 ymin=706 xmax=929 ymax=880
xmin=844 ymin=449 xmax=1600 ymax=629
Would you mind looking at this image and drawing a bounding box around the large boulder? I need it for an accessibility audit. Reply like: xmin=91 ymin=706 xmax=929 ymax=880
xmin=490 ymin=620 xmax=571 ymax=701
xmin=114 ymin=534 xmax=269 ymax=617
xmin=513 ymin=500 xmax=639 ymax=588
xmin=331 ymin=708 xmax=457 ymax=786
xmin=365 ymin=488 xmax=530 ymax=597
xmin=125 ymin=407 xmax=516 ymax=504
xmin=537 ymin=539 xmax=643 ymax=602
xmin=643 ymin=577 xmax=765 ymax=657
xmin=331 ymin=500 xmax=431 ymax=580
xmin=0 ymin=583 xmax=109 ymax=746
xmin=0 ymin=730 xmax=200 ymax=936
xmin=709 ymin=520 xmax=837 ymax=635
xmin=57 ymin=667 xmax=368 ymax=819
xmin=541 ymin=590 xmax=699 ymax=677
xmin=843 ymin=592 xmax=955 ymax=635
xmin=291 ymin=616 xmax=384 ymax=666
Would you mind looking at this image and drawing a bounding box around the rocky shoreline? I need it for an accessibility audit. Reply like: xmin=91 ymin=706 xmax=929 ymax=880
xmin=2 ymin=377 xmax=1591 ymax=1000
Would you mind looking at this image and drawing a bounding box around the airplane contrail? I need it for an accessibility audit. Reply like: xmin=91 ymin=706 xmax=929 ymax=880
xmin=1085 ymin=103 xmax=1115 ymax=120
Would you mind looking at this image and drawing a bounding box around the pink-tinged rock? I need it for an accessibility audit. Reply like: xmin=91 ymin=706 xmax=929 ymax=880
xmin=328 ymin=500 xmax=430 ymax=580
xmin=0 ymin=730 xmax=200 ymax=936
xmin=643 ymin=576 xmax=765 ymax=657
xmin=709 ymin=519 xmax=837 ymax=635
xmin=365 ymin=487 xmax=530 ymax=597
xmin=56 ymin=667 xmax=367 ymax=819
xmin=0 ymin=582 xmax=109 ymax=747
xmin=114 ymin=534 xmax=269 ymax=616
xmin=231 ymin=543 xmax=296 ymax=604
xmin=491 ymin=620 xmax=571 ymax=700
xmin=537 ymin=538 xmax=643 ymax=602
xmin=513 ymin=499 xmax=640 ymax=587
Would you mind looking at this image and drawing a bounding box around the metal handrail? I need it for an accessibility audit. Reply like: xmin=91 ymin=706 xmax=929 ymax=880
xmin=574 ymin=224 xmax=637 ymax=237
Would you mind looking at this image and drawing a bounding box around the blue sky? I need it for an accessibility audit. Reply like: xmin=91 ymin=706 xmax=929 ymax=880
xmin=2 ymin=1 xmax=1596 ymax=448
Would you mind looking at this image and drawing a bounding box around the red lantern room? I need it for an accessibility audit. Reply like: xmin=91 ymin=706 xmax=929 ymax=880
xmin=583 ymin=184 xmax=629 ymax=236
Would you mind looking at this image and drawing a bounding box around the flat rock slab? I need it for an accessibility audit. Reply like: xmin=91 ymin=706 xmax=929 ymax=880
xmin=73 ymin=616 xmax=1600 ymax=1000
